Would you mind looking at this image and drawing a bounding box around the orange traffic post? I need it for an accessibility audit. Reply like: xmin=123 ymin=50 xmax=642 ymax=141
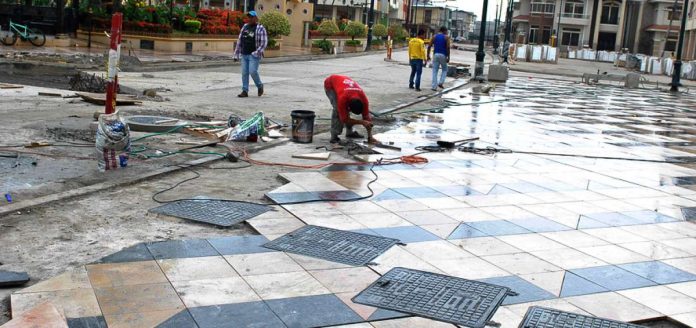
xmin=105 ymin=12 xmax=123 ymax=114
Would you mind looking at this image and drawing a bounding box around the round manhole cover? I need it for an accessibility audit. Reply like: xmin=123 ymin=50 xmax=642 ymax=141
xmin=123 ymin=115 xmax=188 ymax=133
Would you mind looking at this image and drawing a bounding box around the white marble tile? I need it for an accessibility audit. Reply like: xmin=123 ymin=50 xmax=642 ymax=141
xmin=618 ymin=285 xmax=696 ymax=315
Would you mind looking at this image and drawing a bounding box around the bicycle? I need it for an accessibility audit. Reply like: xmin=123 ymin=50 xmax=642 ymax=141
xmin=0 ymin=19 xmax=46 ymax=46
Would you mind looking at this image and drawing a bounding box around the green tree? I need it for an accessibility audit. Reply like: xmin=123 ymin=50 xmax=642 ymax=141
xmin=372 ymin=23 xmax=387 ymax=39
xmin=318 ymin=19 xmax=339 ymax=40
xmin=344 ymin=20 xmax=367 ymax=40
xmin=259 ymin=11 xmax=291 ymax=38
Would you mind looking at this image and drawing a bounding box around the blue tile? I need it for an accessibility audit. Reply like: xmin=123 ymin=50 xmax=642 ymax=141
xmin=207 ymin=235 xmax=275 ymax=255
xmin=467 ymin=220 xmax=532 ymax=236
xmin=367 ymin=308 xmax=410 ymax=321
xmin=67 ymin=316 xmax=108 ymax=328
xmin=559 ymin=272 xmax=609 ymax=297
xmin=372 ymin=189 xmax=408 ymax=201
xmin=266 ymin=294 xmax=363 ymax=328
xmin=433 ymin=185 xmax=483 ymax=197
xmin=571 ymin=265 xmax=656 ymax=291
xmin=350 ymin=228 xmax=381 ymax=237
xmin=508 ymin=217 xmax=572 ymax=233
xmin=146 ymin=239 xmax=219 ymax=260
xmin=369 ymin=226 xmax=441 ymax=243
xmin=501 ymin=182 xmax=552 ymax=193
xmin=585 ymin=212 xmax=644 ymax=227
xmin=577 ymin=215 xmax=610 ymax=229
xmin=619 ymin=261 xmax=696 ymax=285
xmin=623 ymin=210 xmax=679 ymax=224
xmin=486 ymin=185 xmax=520 ymax=195
xmin=480 ymin=275 xmax=556 ymax=305
xmin=96 ymin=243 xmax=154 ymax=264
xmin=156 ymin=310 xmax=198 ymax=328
xmin=447 ymin=223 xmax=490 ymax=239
xmin=189 ymin=301 xmax=285 ymax=328
xmin=392 ymin=187 xmax=448 ymax=199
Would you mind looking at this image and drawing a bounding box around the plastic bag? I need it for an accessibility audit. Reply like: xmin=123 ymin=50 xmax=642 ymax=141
xmin=96 ymin=111 xmax=131 ymax=171
xmin=227 ymin=112 xmax=266 ymax=142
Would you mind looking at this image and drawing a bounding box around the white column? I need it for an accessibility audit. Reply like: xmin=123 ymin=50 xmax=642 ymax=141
xmin=633 ymin=0 xmax=644 ymax=53
xmin=332 ymin=6 xmax=338 ymax=20
xmin=615 ymin=0 xmax=627 ymax=51
xmin=592 ymin=0 xmax=603 ymax=49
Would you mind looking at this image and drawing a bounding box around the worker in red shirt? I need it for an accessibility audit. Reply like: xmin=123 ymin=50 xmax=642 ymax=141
xmin=324 ymin=75 xmax=377 ymax=144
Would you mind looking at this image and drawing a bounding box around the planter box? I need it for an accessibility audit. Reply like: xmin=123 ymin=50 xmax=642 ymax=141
xmin=343 ymin=45 xmax=362 ymax=53
xmin=310 ymin=47 xmax=325 ymax=55
xmin=370 ymin=44 xmax=384 ymax=50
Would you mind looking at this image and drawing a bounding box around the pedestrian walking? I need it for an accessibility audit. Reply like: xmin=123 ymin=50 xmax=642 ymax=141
xmin=427 ymin=26 xmax=451 ymax=91
xmin=324 ymin=75 xmax=376 ymax=144
xmin=408 ymin=29 xmax=427 ymax=91
xmin=234 ymin=11 xmax=267 ymax=98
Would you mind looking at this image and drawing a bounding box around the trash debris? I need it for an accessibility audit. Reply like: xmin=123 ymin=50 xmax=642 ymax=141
xmin=373 ymin=143 xmax=402 ymax=151
xmin=69 ymin=72 xmax=111 ymax=93
xmin=4 ymin=193 xmax=11 ymax=203
xmin=38 ymin=92 xmax=62 ymax=97
xmin=227 ymin=112 xmax=266 ymax=142
xmin=0 ymin=270 xmax=30 ymax=287
xmin=96 ymin=111 xmax=130 ymax=171
xmin=292 ymin=152 xmax=331 ymax=160
xmin=268 ymin=130 xmax=284 ymax=138
xmin=0 ymin=83 xmax=23 ymax=89
xmin=436 ymin=137 xmax=479 ymax=149
xmin=183 ymin=127 xmax=233 ymax=141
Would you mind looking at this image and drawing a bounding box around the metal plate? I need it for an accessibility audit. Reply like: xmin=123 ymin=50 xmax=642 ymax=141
xmin=519 ymin=306 xmax=646 ymax=328
xmin=263 ymin=225 xmax=400 ymax=266
xmin=150 ymin=199 xmax=271 ymax=227
xmin=352 ymin=267 xmax=510 ymax=328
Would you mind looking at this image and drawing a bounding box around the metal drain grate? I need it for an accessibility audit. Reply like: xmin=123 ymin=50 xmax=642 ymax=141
xmin=150 ymin=199 xmax=271 ymax=227
xmin=263 ymin=225 xmax=400 ymax=266
xmin=519 ymin=306 xmax=646 ymax=328
xmin=352 ymin=267 xmax=510 ymax=328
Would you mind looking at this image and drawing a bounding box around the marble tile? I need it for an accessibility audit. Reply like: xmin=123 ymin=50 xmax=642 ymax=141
xmin=584 ymin=227 xmax=648 ymax=244
xmin=16 ymin=268 xmax=91 ymax=293
xmin=206 ymin=235 xmax=274 ymax=255
xmin=430 ymin=257 xmax=510 ymax=280
xmin=519 ymin=270 xmax=566 ymax=296
xmin=496 ymin=234 xmax=567 ymax=252
xmin=158 ymin=256 xmax=237 ymax=282
xmin=266 ymin=294 xmax=363 ymax=328
xmin=619 ymin=261 xmax=696 ymax=285
xmin=188 ymin=301 xmax=285 ymax=327
xmin=419 ymin=223 xmax=459 ymax=239
xmin=558 ymin=272 xmax=609 ymax=297
xmin=287 ymin=253 xmax=352 ymax=271
xmin=66 ymin=316 xmax=108 ymax=328
xmin=171 ymin=277 xmax=259 ymax=307
xmin=507 ymin=216 xmax=573 ymax=233
xmin=531 ymin=248 xmax=607 ymax=270
xmin=666 ymin=281 xmax=696 ymax=298
xmin=94 ymin=283 xmax=184 ymax=316
xmin=505 ymin=298 xmax=591 ymax=317
xmin=578 ymin=244 xmax=651 ymax=265
xmin=480 ymin=275 xmax=556 ymax=305
xmin=225 ymin=252 xmax=303 ymax=276
xmin=243 ymin=271 xmax=330 ymax=300
xmin=146 ymin=239 xmax=219 ymax=260
xmin=619 ymin=240 xmax=693 ymax=260
xmin=438 ymin=207 xmax=499 ymax=222
xmin=103 ymin=309 xmax=192 ymax=328
xmin=450 ymin=237 xmax=521 ymax=256
xmin=309 ymin=267 xmax=380 ymax=294
xmin=482 ymin=252 xmax=561 ymax=275
xmin=565 ymin=292 xmax=663 ymax=322
xmin=659 ymin=238 xmax=696 ymax=256
xmin=663 ymin=257 xmax=696 ymax=275
xmin=248 ymin=217 xmax=307 ymax=236
xmin=11 ymin=288 xmax=102 ymax=319
xmin=479 ymin=205 xmax=539 ymax=220
xmin=402 ymin=240 xmax=474 ymax=262
xmin=96 ymin=243 xmax=154 ymax=264
xmin=349 ymin=212 xmax=413 ymax=229
xmin=446 ymin=223 xmax=490 ymax=239
xmin=366 ymin=226 xmax=441 ymax=243
xmin=466 ymin=220 xmax=532 ymax=236
xmin=671 ymin=312 xmax=696 ymax=328
xmin=86 ymin=261 xmax=168 ymax=288
xmin=395 ymin=210 xmax=458 ymax=225
xmin=371 ymin=247 xmax=442 ymax=275
xmin=540 ymin=230 xmax=611 ymax=248
xmin=570 ymin=265 xmax=656 ymax=291
xmin=3 ymin=302 xmax=67 ymax=328
xmin=335 ymin=292 xmax=377 ymax=320
xmin=619 ymin=285 xmax=696 ymax=315
xmin=619 ymin=224 xmax=687 ymax=241
xmin=370 ymin=317 xmax=455 ymax=327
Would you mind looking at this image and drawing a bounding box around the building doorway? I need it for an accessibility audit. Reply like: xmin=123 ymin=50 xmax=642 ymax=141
xmin=597 ymin=32 xmax=616 ymax=50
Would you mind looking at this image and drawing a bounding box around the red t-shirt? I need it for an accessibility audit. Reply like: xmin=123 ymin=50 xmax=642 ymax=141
xmin=324 ymin=75 xmax=371 ymax=123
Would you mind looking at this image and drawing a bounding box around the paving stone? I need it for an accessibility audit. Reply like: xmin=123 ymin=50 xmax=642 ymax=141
xmin=266 ymin=294 xmax=363 ymax=328
xmin=189 ymin=301 xmax=285 ymax=328
xmin=146 ymin=239 xmax=219 ymax=260
xmin=618 ymin=261 xmax=696 ymax=285
xmin=570 ymin=265 xmax=656 ymax=291
xmin=96 ymin=243 xmax=154 ymax=264
xmin=0 ymin=270 xmax=29 ymax=287
xmin=66 ymin=316 xmax=108 ymax=328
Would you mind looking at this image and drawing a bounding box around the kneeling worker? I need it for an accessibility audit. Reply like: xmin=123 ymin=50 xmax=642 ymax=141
xmin=324 ymin=74 xmax=377 ymax=144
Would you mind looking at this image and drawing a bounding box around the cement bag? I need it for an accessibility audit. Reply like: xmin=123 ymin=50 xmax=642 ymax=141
xmin=95 ymin=111 xmax=130 ymax=171
xmin=227 ymin=112 xmax=266 ymax=142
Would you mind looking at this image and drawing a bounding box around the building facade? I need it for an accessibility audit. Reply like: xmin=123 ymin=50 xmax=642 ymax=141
xmin=450 ymin=10 xmax=476 ymax=40
xmin=511 ymin=0 xmax=696 ymax=60
xmin=313 ymin=0 xmax=390 ymax=24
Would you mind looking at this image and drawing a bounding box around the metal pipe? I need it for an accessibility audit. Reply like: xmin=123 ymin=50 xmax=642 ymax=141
xmin=475 ymin=0 xmax=489 ymax=79
xmin=670 ymin=0 xmax=688 ymax=91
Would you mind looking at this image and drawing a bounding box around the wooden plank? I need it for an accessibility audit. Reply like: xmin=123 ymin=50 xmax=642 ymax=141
xmin=0 ymin=83 xmax=23 ymax=89
xmin=76 ymin=92 xmax=140 ymax=106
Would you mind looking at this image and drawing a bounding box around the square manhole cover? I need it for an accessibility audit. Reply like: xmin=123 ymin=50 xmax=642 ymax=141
xmin=353 ymin=267 xmax=510 ymax=328
xmin=150 ymin=199 xmax=271 ymax=227
xmin=520 ymin=306 xmax=646 ymax=328
xmin=263 ymin=225 xmax=400 ymax=266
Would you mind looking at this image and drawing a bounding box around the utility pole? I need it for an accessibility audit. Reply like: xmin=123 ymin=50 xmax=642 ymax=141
xmin=503 ymin=0 xmax=514 ymax=62
xmin=556 ymin=0 xmax=563 ymax=47
xmin=365 ymin=0 xmax=375 ymax=51
xmin=493 ymin=1 xmax=500 ymax=56
xmin=670 ymin=0 xmax=688 ymax=92
xmin=475 ymin=0 xmax=489 ymax=79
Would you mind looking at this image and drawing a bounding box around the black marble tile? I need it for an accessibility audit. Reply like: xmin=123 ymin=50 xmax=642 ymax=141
xmin=0 ymin=270 xmax=29 ymax=287
xmin=189 ymin=301 xmax=285 ymax=328
xmin=146 ymin=239 xmax=219 ymax=260
xmin=66 ymin=316 xmax=108 ymax=328
xmin=96 ymin=243 xmax=154 ymax=264
xmin=367 ymin=308 xmax=410 ymax=321
xmin=207 ymin=235 xmax=275 ymax=255
xmin=559 ymin=272 xmax=609 ymax=298
xmin=156 ymin=310 xmax=198 ymax=328
xmin=266 ymin=294 xmax=363 ymax=328
xmin=683 ymin=207 xmax=696 ymax=221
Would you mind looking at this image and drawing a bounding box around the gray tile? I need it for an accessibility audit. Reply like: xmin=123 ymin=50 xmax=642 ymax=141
xmin=207 ymin=235 xmax=275 ymax=255
xmin=146 ymin=239 xmax=219 ymax=260
xmin=266 ymin=294 xmax=363 ymax=328
xmin=189 ymin=301 xmax=285 ymax=328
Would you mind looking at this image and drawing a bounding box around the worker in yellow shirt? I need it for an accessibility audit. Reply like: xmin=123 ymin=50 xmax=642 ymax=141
xmin=408 ymin=29 xmax=428 ymax=91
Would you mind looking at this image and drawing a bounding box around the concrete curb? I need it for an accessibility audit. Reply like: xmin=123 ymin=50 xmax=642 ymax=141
xmin=375 ymin=79 xmax=475 ymax=117
xmin=0 ymin=138 xmax=290 ymax=219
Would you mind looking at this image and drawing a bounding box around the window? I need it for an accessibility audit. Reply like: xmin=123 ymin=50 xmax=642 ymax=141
xmin=561 ymin=27 xmax=581 ymax=46
xmin=542 ymin=26 xmax=551 ymax=44
xmin=531 ymin=0 xmax=555 ymax=14
xmin=600 ymin=0 xmax=620 ymax=24
xmin=424 ymin=10 xmax=432 ymax=24
xmin=564 ymin=0 xmax=585 ymax=18
xmin=667 ymin=5 xmax=682 ymax=21
xmin=529 ymin=25 xmax=539 ymax=43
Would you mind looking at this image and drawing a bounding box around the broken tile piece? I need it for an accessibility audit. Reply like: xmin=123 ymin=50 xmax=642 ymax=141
xmin=0 ymin=270 xmax=30 ymax=287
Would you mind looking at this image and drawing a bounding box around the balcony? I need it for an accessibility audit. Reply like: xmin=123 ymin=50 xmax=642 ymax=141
xmin=561 ymin=13 xmax=590 ymax=25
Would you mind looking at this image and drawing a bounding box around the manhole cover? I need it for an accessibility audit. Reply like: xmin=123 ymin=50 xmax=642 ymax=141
xmin=150 ymin=199 xmax=271 ymax=227
xmin=352 ymin=267 xmax=510 ymax=328
xmin=520 ymin=306 xmax=646 ymax=328
xmin=263 ymin=225 xmax=400 ymax=266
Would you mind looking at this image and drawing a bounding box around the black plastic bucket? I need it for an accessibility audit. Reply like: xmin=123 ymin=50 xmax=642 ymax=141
xmin=291 ymin=110 xmax=315 ymax=143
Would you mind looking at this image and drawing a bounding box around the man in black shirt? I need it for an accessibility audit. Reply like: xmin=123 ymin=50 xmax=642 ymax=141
xmin=234 ymin=11 xmax=268 ymax=97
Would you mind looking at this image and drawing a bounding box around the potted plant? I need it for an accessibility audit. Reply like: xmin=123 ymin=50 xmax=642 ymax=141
xmin=184 ymin=19 xmax=201 ymax=34
xmin=371 ymin=23 xmax=387 ymax=50
xmin=343 ymin=20 xmax=366 ymax=52
xmin=259 ymin=11 xmax=290 ymax=54
xmin=312 ymin=20 xmax=339 ymax=54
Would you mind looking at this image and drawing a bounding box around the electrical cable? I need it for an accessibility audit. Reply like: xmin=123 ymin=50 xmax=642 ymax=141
xmin=457 ymin=145 xmax=688 ymax=163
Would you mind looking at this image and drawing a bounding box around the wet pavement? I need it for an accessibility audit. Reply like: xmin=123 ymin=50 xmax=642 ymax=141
xmin=7 ymin=77 xmax=696 ymax=327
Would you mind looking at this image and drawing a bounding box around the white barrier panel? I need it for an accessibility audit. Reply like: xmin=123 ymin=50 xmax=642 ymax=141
xmin=545 ymin=46 xmax=557 ymax=63
xmin=663 ymin=58 xmax=673 ymax=76
xmin=531 ymin=46 xmax=543 ymax=61
xmin=568 ymin=50 xmax=577 ymax=59
xmin=650 ymin=57 xmax=662 ymax=75
xmin=516 ymin=45 xmax=528 ymax=62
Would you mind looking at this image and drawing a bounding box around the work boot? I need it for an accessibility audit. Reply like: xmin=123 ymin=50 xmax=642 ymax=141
xmin=238 ymin=91 xmax=248 ymax=98
xmin=438 ymin=84 xmax=444 ymax=89
xmin=258 ymin=86 xmax=264 ymax=97
xmin=330 ymin=136 xmax=341 ymax=144
xmin=346 ymin=130 xmax=364 ymax=139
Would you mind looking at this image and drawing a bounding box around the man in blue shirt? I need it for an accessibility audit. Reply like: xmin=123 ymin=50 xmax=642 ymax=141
xmin=234 ymin=11 xmax=268 ymax=98
xmin=427 ymin=26 xmax=451 ymax=91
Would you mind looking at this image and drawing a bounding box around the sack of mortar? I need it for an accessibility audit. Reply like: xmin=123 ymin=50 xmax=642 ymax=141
xmin=96 ymin=111 xmax=131 ymax=171
xmin=227 ymin=112 xmax=266 ymax=142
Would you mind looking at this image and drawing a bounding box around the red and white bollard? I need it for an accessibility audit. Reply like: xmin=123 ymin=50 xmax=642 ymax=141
xmin=105 ymin=12 xmax=123 ymax=115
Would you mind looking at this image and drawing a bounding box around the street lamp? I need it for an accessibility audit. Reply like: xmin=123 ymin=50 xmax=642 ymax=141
xmin=475 ymin=0 xmax=489 ymax=79
xmin=670 ymin=0 xmax=688 ymax=92
xmin=365 ymin=0 xmax=376 ymax=51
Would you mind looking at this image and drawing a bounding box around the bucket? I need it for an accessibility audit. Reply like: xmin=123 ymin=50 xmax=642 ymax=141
xmin=291 ymin=110 xmax=315 ymax=143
